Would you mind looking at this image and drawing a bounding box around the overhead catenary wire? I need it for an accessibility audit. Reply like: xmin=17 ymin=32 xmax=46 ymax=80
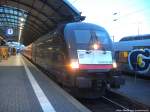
xmin=113 ymin=7 xmax=150 ymax=22
xmin=73 ymin=0 xmax=78 ymax=3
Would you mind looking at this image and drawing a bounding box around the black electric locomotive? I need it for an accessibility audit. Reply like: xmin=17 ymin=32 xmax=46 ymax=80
xmin=24 ymin=22 xmax=124 ymax=97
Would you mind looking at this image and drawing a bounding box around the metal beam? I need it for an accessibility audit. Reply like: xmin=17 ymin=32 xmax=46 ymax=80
xmin=0 ymin=20 xmax=43 ymax=35
xmin=39 ymin=0 xmax=66 ymax=17
xmin=7 ymin=0 xmax=57 ymax=24
xmin=0 ymin=11 xmax=50 ymax=30
xmin=0 ymin=16 xmax=48 ymax=31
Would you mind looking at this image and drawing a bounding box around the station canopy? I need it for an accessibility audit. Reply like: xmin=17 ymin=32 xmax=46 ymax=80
xmin=0 ymin=0 xmax=85 ymax=46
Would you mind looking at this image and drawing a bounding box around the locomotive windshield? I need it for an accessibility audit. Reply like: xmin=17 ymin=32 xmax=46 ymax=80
xmin=74 ymin=30 xmax=111 ymax=50
xmin=74 ymin=30 xmax=91 ymax=44
xmin=95 ymin=31 xmax=110 ymax=44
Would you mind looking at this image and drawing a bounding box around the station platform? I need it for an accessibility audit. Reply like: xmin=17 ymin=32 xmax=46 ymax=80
xmin=112 ymin=75 xmax=150 ymax=107
xmin=0 ymin=55 xmax=91 ymax=112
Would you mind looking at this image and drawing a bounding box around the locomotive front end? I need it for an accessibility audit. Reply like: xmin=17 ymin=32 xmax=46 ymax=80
xmin=64 ymin=23 xmax=124 ymax=97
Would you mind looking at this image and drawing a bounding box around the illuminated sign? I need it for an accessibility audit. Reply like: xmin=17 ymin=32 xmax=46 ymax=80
xmin=128 ymin=49 xmax=150 ymax=74
xmin=6 ymin=28 xmax=13 ymax=35
xmin=77 ymin=50 xmax=112 ymax=64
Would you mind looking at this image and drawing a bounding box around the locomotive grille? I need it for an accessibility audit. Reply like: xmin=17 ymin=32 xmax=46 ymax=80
xmin=97 ymin=80 xmax=103 ymax=88
xmin=92 ymin=80 xmax=103 ymax=90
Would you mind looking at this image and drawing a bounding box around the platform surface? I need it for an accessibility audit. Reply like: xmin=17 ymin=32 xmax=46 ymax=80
xmin=0 ymin=55 xmax=91 ymax=112
xmin=112 ymin=75 xmax=150 ymax=107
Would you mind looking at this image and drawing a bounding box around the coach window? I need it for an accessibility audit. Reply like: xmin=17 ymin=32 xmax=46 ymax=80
xmin=119 ymin=51 xmax=128 ymax=63
xmin=123 ymin=52 xmax=128 ymax=58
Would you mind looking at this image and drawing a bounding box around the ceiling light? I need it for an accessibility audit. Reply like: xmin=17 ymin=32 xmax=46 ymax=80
xmin=20 ymin=17 xmax=25 ymax=22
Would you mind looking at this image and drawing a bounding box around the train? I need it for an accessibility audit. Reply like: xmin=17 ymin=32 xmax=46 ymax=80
xmin=114 ymin=34 xmax=150 ymax=77
xmin=23 ymin=22 xmax=124 ymax=98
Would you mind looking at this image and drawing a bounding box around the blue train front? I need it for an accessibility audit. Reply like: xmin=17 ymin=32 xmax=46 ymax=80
xmin=23 ymin=22 xmax=124 ymax=97
xmin=114 ymin=35 xmax=150 ymax=77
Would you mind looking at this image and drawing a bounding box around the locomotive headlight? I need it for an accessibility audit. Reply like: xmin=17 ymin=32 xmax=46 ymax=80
xmin=93 ymin=43 xmax=99 ymax=50
xmin=113 ymin=61 xmax=117 ymax=68
xmin=70 ymin=60 xmax=79 ymax=69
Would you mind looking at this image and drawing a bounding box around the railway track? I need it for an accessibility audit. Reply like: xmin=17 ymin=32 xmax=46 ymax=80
xmin=79 ymin=90 xmax=150 ymax=112
xmin=26 ymin=59 xmax=149 ymax=112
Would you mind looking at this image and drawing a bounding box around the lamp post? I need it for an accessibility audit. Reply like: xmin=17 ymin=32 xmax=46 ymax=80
xmin=137 ymin=22 xmax=142 ymax=36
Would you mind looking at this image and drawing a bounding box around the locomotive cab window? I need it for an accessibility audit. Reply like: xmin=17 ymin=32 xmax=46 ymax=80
xmin=95 ymin=31 xmax=110 ymax=45
xmin=74 ymin=30 xmax=111 ymax=50
xmin=74 ymin=30 xmax=91 ymax=44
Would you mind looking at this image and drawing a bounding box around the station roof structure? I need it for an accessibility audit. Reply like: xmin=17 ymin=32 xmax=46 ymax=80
xmin=0 ymin=0 xmax=85 ymax=45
